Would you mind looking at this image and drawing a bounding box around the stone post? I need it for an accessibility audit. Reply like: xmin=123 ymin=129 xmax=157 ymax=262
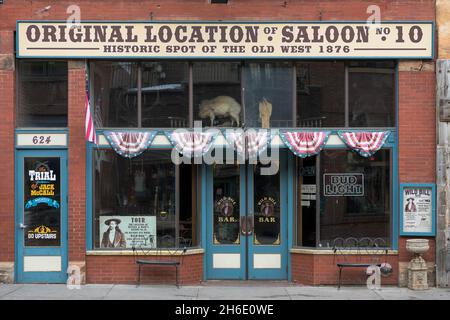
xmin=406 ymin=239 xmax=430 ymax=290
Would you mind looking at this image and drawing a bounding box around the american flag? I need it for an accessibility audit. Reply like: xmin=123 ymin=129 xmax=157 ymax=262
xmin=85 ymin=91 xmax=98 ymax=144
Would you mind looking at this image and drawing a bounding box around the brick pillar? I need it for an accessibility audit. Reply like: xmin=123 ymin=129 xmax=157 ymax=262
xmin=398 ymin=60 xmax=436 ymax=287
xmin=68 ymin=60 xmax=87 ymax=283
xmin=0 ymin=31 xmax=16 ymax=283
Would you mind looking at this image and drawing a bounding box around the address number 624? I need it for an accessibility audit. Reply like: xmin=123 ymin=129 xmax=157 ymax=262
xmin=32 ymin=135 xmax=51 ymax=145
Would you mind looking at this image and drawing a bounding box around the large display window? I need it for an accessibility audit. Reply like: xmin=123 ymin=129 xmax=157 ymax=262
xmin=296 ymin=149 xmax=392 ymax=248
xmin=93 ymin=150 xmax=199 ymax=249
xmin=89 ymin=60 xmax=396 ymax=129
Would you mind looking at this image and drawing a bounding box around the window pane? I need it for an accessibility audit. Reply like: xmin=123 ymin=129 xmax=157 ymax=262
xmin=253 ymin=163 xmax=280 ymax=246
xmin=244 ymin=62 xmax=293 ymax=127
xmin=349 ymin=61 xmax=395 ymax=127
xmin=213 ymin=164 xmax=240 ymax=245
xmin=24 ymin=157 xmax=61 ymax=247
xmin=194 ymin=62 xmax=242 ymax=127
xmin=319 ymin=150 xmax=391 ymax=248
xmin=142 ymin=62 xmax=189 ymax=128
xmin=91 ymin=61 xmax=138 ymax=127
xmin=296 ymin=62 xmax=345 ymax=127
xmin=93 ymin=150 xmax=197 ymax=248
xmin=18 ymin=61 xmax=68 ymax=127
xmin=296 ymin=156 xmax=317 ymax=247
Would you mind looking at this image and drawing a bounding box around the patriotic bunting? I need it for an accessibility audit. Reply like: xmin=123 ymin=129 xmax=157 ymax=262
xmin=224 ymin=129 xmax=272 ymax=159
xmin=280 ymin=131 xmax=331 ymax=158
xmin=164 ymin=130 xmax=219 ymax=157
xmin=103 ymin=131 xmax=157 ymax=158
xmin=337 ymin=131 xmax=390 ymax=157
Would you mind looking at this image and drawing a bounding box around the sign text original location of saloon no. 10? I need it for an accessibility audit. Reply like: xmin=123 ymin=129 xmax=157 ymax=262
xmin=16 ymin=21 xmax=434 ymax=59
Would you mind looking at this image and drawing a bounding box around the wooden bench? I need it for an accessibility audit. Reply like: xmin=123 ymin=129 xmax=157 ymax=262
xmin=132 ymin=235 xmax=190 ymax=288
xmin=332 ymin=237 xmax=388 ymax=289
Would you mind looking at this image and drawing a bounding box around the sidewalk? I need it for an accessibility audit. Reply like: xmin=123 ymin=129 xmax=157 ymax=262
xmin=0 ymin=283 xmax=449 ymax=300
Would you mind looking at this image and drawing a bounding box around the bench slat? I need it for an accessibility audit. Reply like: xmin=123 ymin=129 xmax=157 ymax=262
xmin=337 ymin=263 xmax=382 ymax=267
xmin=136 ymin=260 xmax=180 ymax=266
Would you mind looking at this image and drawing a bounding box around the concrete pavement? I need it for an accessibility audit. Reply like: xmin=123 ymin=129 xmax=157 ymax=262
xmin=0 ymin=283 xmax=449 ymax=300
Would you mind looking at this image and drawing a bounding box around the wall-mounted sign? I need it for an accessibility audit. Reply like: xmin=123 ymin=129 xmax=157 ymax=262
xmin=24 ymin=157 xmax=61 ymax=247
xmin=400 ymin=183 xmax=436 ymax=236
xmin=99 ymin=215 xmax=156 ymax=249
xmin=16 ymin=21 xmax=433 ymax=59
xmin=323 ymin=173 xmax=364 ymax=196
xmin=16 ymin=133 xmax=67 ymax=147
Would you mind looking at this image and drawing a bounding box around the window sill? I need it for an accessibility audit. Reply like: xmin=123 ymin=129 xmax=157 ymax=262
xmin=86 ymin=248 xmax=204 ymax=256
xmin=290 ymin=248 xmax=398 ymax=255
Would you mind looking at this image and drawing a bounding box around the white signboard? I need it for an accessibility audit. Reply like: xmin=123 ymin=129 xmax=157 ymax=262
xmin=301 ymin=184 xmax=316 ymax=194
xmin=17 ymin=21 xmax=433 ymax=59
xmin=401 ymin=186 xmax=434 ymax=235
xmin=99 ymin=215 xmax=156 ymax=249
xmin=17 ymin=133 xmax=67 ymax=147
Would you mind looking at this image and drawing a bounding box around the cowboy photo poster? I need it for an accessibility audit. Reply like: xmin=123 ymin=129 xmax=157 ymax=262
xmin=401 ymin=185 xmax=434 ymax=235
xmin=99 ymin=215 xmax=156 ymax=249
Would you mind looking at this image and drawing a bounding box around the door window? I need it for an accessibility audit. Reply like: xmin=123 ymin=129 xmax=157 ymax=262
xmin=213 ymin=164 xmax=240 ymax=245
xmin=253 ymin=163 xmax=281 ymax=245
xmin=23 ymin=157 xmax=61 ymax=247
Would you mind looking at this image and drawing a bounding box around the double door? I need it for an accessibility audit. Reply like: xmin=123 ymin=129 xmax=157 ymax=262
xmin=206 ymin=155 xmax=288 ymax=280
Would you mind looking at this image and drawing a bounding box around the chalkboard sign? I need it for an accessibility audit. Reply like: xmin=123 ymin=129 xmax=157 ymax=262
xmin=400 ymin=183 xmax=436 ymax=236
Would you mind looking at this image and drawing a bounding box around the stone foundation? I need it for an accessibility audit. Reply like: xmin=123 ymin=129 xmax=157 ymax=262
xmin=68 ymin=261 xmax=86 ymax=285
xmin=0 ymin=262 xmax=14 ymax=284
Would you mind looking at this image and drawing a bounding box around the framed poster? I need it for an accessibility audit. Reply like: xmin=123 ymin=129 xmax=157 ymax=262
xmin=99 ymin=215 xmax=157 ymax=249
xmin=400 ymin=183 xmax=436 ymax=236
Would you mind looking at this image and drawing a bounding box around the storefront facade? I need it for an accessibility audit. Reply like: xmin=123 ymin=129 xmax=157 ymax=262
xmin=0 ymin=0 xmax=437 ymax=286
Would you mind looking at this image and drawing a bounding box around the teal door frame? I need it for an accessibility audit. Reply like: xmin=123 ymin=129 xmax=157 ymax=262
xmin=15 ymin=149 xmax=68 ymax=283
xmin=205 ymin=151 xmax=288 ymax=280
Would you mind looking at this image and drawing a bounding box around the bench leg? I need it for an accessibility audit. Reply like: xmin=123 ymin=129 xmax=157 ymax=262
xmin=137 ymin=264 xmax=141 ymax=288
xmin=176 ymin=265 xmax=179 ymax=289
xmin=338 ymin=267 xmax=342 ymax=290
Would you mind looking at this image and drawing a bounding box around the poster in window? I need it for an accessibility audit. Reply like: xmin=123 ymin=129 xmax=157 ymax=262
xmin=99 ymin=216 xmax=156 ymax=249
xmin=24 ymin=157 xmax=61 ymax=247
xmin=401 ymin=184 xmax=435 ymax=235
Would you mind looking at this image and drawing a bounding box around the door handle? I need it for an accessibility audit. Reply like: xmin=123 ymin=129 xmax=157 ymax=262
xmin=246 ymin=215 xmax=254 ymax=236
xmin=240 ymin=216 xmax=248 ymax=236
xmin=19 ymin=223 xmax=27 ymax=229
xmin=240 ymin=215 xmax=254 ymax=236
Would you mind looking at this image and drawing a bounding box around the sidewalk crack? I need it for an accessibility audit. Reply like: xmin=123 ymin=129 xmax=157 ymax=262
xmin=102 ymin=284 xmax=115 ymax=300
xmin=372 ymin=289 xmax=384 ymax=300
xmin=0 ymin=285 xmax=24 ymax=299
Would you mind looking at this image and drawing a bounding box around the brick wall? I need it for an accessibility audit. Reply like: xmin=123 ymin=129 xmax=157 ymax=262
xmin=68 ymin=61 xmax=87 ymax=269
xmin=86 ymin=253 xmax=204 ymax=284
xmin=0 ymin=0 xmax=436 ymax=31
xmin=0 ymin=30 xmax=15 ymax=282
xmin=398 ymin=64 xmax=436 ymax=286
xmin=292 ymin=253 xmax=399 ymax=286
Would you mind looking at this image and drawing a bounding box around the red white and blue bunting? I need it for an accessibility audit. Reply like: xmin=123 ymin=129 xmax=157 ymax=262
xmin=224 ymin=129 xmax=272 ymax=159
xmin=280 ymin=131 xmax=331 ymax=158
xmin=104 ymin=131 xmax=157 ymax=158
xmin=164 ymin=130 xmax=219 ymax=157
xmin=337 ymin=131 xmax=390 ymax=157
